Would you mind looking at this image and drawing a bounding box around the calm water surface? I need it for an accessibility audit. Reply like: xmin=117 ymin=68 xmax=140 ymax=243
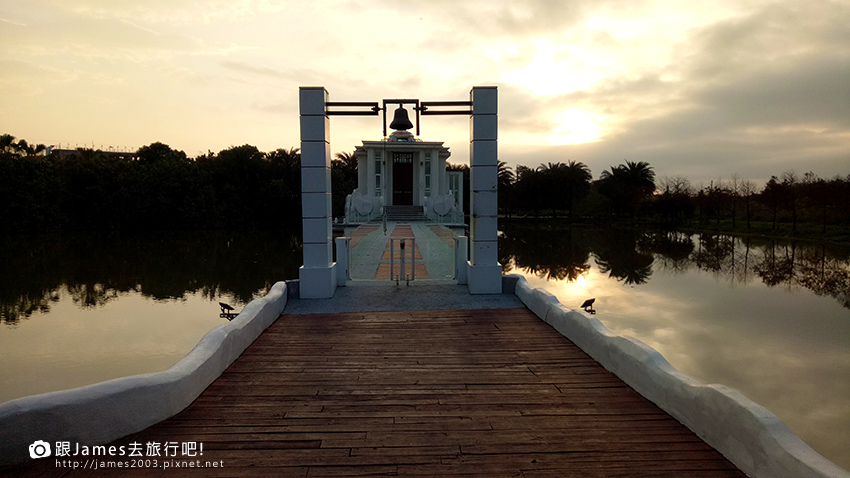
xmin=0 ymin=230 xmax=301 ymax=403
xmin=500 ymin=223 xmax=850 ymax=470
xmin=1 ymin=226 xmax=848 ymax=470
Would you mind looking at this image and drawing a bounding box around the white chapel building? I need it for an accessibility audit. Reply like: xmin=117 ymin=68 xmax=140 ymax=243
xmin=343 ymin=106 xmax=463 ymax=224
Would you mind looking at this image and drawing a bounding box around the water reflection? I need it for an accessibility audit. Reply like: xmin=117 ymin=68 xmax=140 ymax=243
xmin=500 ymin=223 xmax=850 ymax=470
xmin=501 ymin=224 xmax=850 ymax=309
xmin=0 ymin=230 xmax=302 ymax=404
xmin=0 ymin=230 xmax=302 ymax=326
xmin=497 ymin=227 xmax=590 ymax=281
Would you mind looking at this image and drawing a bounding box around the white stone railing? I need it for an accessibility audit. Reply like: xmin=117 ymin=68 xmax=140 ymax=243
xmin=0 ymin=282 xmax=288 ymax=466
xmin=424 ymin=193 xmax=464 ymax=224
xmin=510 ymin=274 xmax=849 ymax=478
xmin=344 ymin=190 xmax=382 ymax=224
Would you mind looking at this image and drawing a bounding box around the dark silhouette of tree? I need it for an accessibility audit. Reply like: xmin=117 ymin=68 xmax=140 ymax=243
xmin=137 ymin=142 xmax=187 ymax=165
xmin=762 ymin=176 xmax=782 ymax=230
xmin=740 ymin=179 xmax=757 ymax=229
xmin=655 ymin=175 xmax=695 ymax=225
xmin=515 ymin=165 xmax=545 ymax=217
xmin=4 ymin=133 xmax=850 ymax=236
xmin=498 ymin=161 xmax=515 ymax=216
xmin=266 ymin=147 xmax=301 ymax=224
xmin=0 ymin=134 xmax=16 ymax=154
xmin=597 ymin=160 xmax=656 ymax=217
xmin=332 ymin=151 xmax=358 ymax=218
xmin=782 ymin=171 xmax=800 ymax=232
xmin=536 ymin=161 xmax=592 ymax=218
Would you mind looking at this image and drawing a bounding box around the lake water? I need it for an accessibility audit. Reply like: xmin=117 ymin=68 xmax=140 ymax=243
xmin=1 ymin=226 xmax=847 ymax=470
xmin=0 ymin=230 xmax=301 ymax=402
xmin=500 ymin=223 xmax=850 ymax=470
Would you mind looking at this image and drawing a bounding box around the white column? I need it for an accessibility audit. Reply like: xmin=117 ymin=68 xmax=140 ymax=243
xmin=467 ymin=86 xmax=501 ymax=294
xmin=431 ymin=148 xmax=441 ymax=195
xmin=418 ymin=150 xmax=426 ymax=207
xmin=298 ymin=87 xmax=337 ymax=299
xmin=366 ymin=149 xmax=375 ymax=197
xmin=358 ymin=151 xmax=368 ymax=192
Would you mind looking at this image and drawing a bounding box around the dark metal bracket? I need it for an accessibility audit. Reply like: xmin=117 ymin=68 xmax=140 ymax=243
xmin=324 ymin=98 xmax=474 ymax=137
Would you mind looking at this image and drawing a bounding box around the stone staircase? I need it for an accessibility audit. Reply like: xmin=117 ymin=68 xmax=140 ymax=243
xmin=381 ymin=205 xmax=427 ymax=222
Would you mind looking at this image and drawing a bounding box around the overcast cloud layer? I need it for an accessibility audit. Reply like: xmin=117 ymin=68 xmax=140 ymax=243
xmin=2 ymin=0 xmax=848 ymax=185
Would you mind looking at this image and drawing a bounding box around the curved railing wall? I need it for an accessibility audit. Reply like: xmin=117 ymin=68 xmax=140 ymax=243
xmin=511 ymin=274 xmax=848 ymax=478
xmin=0 ymin=281 xmax=288 ymax=466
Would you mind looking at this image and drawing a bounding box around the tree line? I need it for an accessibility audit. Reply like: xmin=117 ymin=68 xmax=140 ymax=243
xmin=498 ymin=160 xmax=850 ymax=235
xmin=3 ymin=133 xmax=848 ymax=235
xmin=1 ymin=134 xmax=368 ymax=232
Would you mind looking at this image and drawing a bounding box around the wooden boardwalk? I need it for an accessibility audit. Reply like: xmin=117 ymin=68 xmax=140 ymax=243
xmin=11 ymin=308 xmax=745 ymax=477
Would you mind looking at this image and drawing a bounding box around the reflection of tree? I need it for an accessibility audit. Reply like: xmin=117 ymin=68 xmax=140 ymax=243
xmin=0 ymin=230 xmax=302 ymax=326
xmin=67 ymin=283 xmax=120 ymax=308
xmin=502 ymin=224 xmax=850 ymax=309
xmin=592 ymin=229 xmax=654 ymax=285
xmin=500 ymin=224 xmax=591 ymax=282
xmin=646 ymin=230 xmax=694 ymax=274
xmin=755 ymin=241 xmax=797 ymax=287
xmin=779 ymin=243 xmax=850 ymax=308
xmin=693 ymin=234 xmax=734 ymax=273
xmin=0 ymin=291 xmax=58 ymax=326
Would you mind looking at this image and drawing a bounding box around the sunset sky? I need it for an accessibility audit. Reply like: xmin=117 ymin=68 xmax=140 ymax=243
xmin=2 ymin=0 xmax=848 ymax=186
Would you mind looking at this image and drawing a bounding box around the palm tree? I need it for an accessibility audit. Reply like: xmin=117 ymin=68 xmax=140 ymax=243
xmin=333 ymin=151 xmax=358 ymax=176
xmin=1 ymin=134 xmax=16 ymax=154
xmin=561 ymin=160 xmax=592 ymax=217
xmin=497 ymin=161 xmax=514 ymax=216
xmin=515 ymin=165 xmax=544 ymax=217
xmin=598 ymin=160 xmax=655 ymax=216
xmin=536 ymin=161 xmax=592 ymax=217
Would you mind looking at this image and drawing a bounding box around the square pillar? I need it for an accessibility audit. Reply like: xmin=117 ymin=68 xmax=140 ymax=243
xmin=467 ymin=86 xmax=501 ymax=294
xmin=299 ymin=87 xmax=337 ymax=299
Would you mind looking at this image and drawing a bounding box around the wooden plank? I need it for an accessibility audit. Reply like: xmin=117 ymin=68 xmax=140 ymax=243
xmin=3 ymin=308 xmax=745 ymax=477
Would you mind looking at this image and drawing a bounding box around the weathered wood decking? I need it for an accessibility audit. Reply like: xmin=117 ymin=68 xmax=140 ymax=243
xmin=13 ymin=308 xmax=745 ymax=476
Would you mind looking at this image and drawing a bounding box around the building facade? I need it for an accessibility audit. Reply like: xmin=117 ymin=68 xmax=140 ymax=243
xmin=344 ymin=129 xmax=463 ymax=224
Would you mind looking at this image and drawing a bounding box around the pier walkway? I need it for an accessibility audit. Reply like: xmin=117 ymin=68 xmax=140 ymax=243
xmin=9 ymin=305 xmax=744 ymax=476
xmin=4 ymin=222 xmax=746 ymax=476
xmin=116 ymin=307 xmax=743 ymax=477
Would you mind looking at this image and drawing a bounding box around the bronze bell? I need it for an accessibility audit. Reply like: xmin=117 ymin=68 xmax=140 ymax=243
xmin=389 ymin=105 xmax=413 ymax=131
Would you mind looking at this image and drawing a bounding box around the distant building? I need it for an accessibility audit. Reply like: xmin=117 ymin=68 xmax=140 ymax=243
xmin=49 ymin=149 xmax=138 ymax=161
xmin=344 ymin=115 xmax=463 ymax=224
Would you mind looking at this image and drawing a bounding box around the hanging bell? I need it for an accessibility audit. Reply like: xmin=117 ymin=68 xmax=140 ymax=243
xmin=389 ymin=105 xmax=413 ymax=131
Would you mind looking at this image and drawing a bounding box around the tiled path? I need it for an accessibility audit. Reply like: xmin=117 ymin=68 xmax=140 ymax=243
xmin=348 ymin=223 xmax=456 ymax=282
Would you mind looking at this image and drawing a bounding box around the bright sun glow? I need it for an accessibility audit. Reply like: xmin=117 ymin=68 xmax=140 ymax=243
xmin=552 ymin=109 xmax=604 ymax=144
xmin=574 ymin=274 xmax=589 ymax=288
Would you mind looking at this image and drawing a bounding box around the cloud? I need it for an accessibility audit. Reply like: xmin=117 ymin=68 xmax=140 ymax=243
xmin=2 ymin=0 xmax=848 ymax=179
xmin=2 ymin=14 xmax=242 ymax=62
xmin=39 ymin=0 xmax=290 ymax=25
xmin=494 ymin=0 xmax=850 ymax=183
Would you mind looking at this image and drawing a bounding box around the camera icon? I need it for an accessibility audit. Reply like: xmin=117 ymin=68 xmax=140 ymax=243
xmin=29 ymin=440 xmax=52 ymax=459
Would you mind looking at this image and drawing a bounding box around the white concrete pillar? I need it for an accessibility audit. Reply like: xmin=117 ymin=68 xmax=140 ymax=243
xmin=467 ymin=86 xmax=501 ymax=294
xmin=299 ymin=87 xmax=337 ymax=299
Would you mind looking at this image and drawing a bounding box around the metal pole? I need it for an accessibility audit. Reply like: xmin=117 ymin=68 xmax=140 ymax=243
xmin=410 ymin=238 xmax=415 ymax=281
xmin=400 ymin=239 xmax=406 ymax=285
xmin=390 ymin=238 xmax=395 ymax=283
